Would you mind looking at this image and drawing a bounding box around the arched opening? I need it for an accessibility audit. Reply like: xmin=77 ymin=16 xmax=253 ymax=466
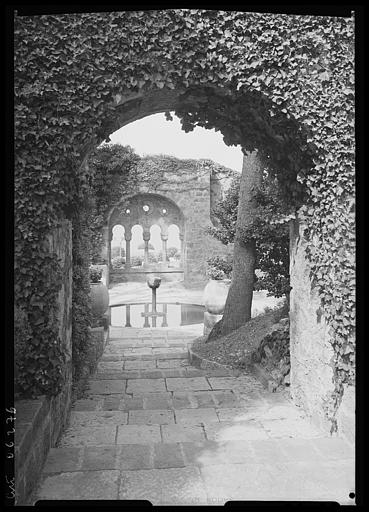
xmin=167 ymin=224 xmax=182 ymax=269
xmin=98 ymin=84 xmax=313 ymax=290
xmin=149 ymin=224 xmax=162 ymax=264
xmin=110 ymin=224 xmax=125 ymax=269
xmin=14 ymin=12 xmax=355 ymax=482
xmin=130 ymin=224 xmax=144 ymax=268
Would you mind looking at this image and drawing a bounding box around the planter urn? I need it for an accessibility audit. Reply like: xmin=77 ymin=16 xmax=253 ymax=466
xmin=90 ymin=281 xmax=109 ymax=318
xmin=203 ymin=279 xmax=230 ymax=315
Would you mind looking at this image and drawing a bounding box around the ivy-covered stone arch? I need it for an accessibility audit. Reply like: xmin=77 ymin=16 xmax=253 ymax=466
xmin=14 ymin=10 xmax=354 ymax=434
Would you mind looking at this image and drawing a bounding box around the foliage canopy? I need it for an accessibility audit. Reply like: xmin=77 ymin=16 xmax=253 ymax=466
xmin=208 ymin=172 xmax=291 ymax=298
xmin=14 ymin=10 xmax=354 ymax=427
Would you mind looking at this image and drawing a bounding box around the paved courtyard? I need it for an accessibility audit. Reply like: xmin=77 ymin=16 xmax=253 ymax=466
xmin=33 ymin=324 xmax=355 ymax=505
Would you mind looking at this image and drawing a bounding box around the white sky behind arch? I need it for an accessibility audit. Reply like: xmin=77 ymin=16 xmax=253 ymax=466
xmin=108 ymin=112 xmax=243 ymax=172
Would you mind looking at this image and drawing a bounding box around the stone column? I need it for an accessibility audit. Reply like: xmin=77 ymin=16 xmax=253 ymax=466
xmin=179 ymin=232 xmax=185 ymax=269
xmin=143 ymin=303 xmax=150 ymax=328
xmin=161 ymin=233 xmax=168 ymax=267
xmin=108 ymin=228 xmax=113 ymax=271
xmin=162 ymin=303 xmax=168 ymax=327
xmin=143 ymin=230 xmax=150 ymax=266
xmin=125 ymin=304 xmax=131 ymax=327
xmin=124 ymin=229 xmax=132 ymax=271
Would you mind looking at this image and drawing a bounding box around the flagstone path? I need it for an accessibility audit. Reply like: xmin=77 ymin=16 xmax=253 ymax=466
xmin=33 ymin=325 xmax=355 ymax=505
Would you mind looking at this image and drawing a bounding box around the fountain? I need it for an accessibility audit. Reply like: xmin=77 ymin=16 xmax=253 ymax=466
xmin=110 ymin=276 xmax=205 ymax=328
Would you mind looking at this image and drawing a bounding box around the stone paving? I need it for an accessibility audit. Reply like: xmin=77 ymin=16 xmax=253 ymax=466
xmin=33 ymin=325 xmax=355 ymax=505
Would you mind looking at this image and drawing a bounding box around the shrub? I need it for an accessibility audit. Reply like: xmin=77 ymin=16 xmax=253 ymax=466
xmin=206 ymin=256 xmax=233 ymax=280
xmin=131 ymin=255 xmax=143 ymax=267
xmin=111 ymin=256 xmax=125 ymax=269
xmin=148 ymin=253 xmax=159 ymax=264
xmin=207 ymin=267 xmax=226 ymax=280
xmin=89 ymin=266 xmax=102 ymax=282
xmin=207 ymin=173 xmax=290 ymax=298
xmin=207 ymin=256 xmax=232 ymax=276
xmin=167 ymin=247 xmax=179 ymax=259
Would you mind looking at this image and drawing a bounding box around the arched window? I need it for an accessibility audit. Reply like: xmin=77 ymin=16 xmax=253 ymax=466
xmin=167 ymin=224 xmax=181 ymax=267
xmin=149 ymin=224 xmax=162 ymax=263
xmin=131 ymin=224 xmax=144 ymax=267
xmin=111 ymin=225 xmax=125 ymax=261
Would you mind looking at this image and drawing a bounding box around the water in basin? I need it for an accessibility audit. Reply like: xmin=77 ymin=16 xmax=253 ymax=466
xmin=110 ymin=302 xmax=205 ymax=328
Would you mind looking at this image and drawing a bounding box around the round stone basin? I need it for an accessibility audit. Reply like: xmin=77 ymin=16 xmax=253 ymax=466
xmin=110 ymin=302 xmax=205 ymax=328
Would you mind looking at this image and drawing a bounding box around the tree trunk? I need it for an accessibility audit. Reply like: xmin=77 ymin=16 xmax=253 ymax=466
xmin=207 ymin=150 xmax=264 ymax=341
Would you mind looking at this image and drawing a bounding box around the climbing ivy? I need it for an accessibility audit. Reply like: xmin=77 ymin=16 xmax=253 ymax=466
xmin=87 ymin=144 xmax=140 ymax=262
xmin=14 ymin=10 xmax=354 ymax=427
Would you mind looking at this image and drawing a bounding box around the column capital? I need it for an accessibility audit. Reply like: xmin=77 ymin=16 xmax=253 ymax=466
xmin=160 ymin=225 xmax=168 ymax=237
xmin=161 ymin=234 xmax=168 ymax=242
xmin=124 ymin=232 xmax=132 ymax=242
xmin=143 ymin=231 xmax=151 ymax=242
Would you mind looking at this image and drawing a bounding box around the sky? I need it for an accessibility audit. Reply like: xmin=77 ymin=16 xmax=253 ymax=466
xmin=108 ymin=112 xmax=243 ymax=172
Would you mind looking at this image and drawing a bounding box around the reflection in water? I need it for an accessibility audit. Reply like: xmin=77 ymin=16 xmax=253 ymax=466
xmin=110 ymin=302 xmax=204 ymax=328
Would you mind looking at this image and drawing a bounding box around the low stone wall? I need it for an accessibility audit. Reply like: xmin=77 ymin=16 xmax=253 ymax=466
xmin=109 ymin=269 xmax=184 ymax=284
xmin=15 ymin=220 xmax=73 ymax=504
xmin=15 ymin=389 xmax=72 ymax=504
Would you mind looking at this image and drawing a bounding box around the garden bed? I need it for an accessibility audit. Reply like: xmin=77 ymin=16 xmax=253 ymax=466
xmin=191 ymin=303 xmax=288 ymax=375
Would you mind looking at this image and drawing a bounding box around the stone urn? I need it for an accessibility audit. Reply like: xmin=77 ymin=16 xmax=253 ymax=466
xmin=89 ymin=266 xmax=109 ymax=318
xmin=90 ymin=282 xmax=109 ymax=318
xmin=203 ymin=279 xmax=230 ymax=315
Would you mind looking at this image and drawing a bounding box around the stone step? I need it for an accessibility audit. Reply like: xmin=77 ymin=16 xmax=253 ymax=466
xmin=112 ymin=352 xmax=189 ymax=361
xmin=72 ymin=390 xmax=244 ymax=412
xmin=92 ymin=367 xmax=236 ymax=381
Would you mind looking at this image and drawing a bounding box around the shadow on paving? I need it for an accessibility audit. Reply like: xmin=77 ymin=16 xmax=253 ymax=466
xmin=32 ymin=325 xmax=355 ymax=506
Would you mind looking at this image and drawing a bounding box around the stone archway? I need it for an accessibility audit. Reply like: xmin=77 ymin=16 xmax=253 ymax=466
xmin=14 ymin=10 xmax=355 ymax=453
xmin=87 ymin=84 xmax=342 ymax=434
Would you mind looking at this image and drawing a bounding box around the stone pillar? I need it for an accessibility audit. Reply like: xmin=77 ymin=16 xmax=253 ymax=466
xmin=143 ymin=230 xmax=150 ymax=266
xmin=143 ymin=303 xmax=150 ymax=328
xmin=108 ymin=228 xmax=113 ymax=271
xmin=161 ymin=233 xmax=168 ymax=267
xmin=162 ymin=303 xmax=168 ymax=327
xmin=124 ymin=229 xmax=132 ymax=271
xmin=179 ymin=232 xmax=185 ymax=269
xmin=289 ymin=216 xmax=336 ymax=435
xmin=125 ymin=304 xmax=131 ymax=327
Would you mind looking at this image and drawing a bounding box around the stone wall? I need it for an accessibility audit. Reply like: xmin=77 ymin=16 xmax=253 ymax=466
xmin=15 ymin=220 xmax=73 ymax=504
xmin=289 ymin=217 xmax=355 ymax=441
xmin=107 ymin=156 xmax=236 ymax=286
xmin=336 ymin=384 xmax=355 ymax=445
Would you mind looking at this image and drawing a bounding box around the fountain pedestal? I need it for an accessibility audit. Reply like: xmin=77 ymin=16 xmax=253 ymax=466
xmin=141 ymin=276 xmax=165 ymax=327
